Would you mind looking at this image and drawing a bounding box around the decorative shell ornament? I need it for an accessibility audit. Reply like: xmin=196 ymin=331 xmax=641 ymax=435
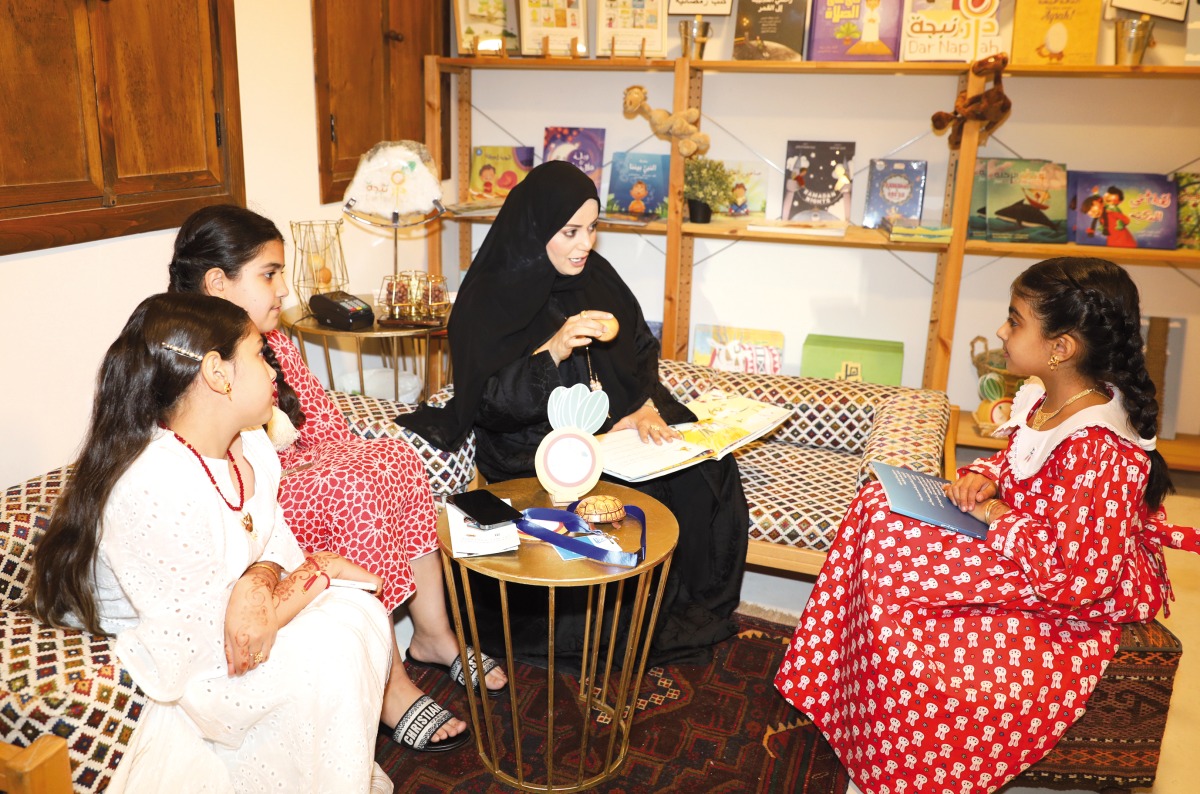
xmin=535 ymin=384 xmax=609 ymax=505
xmin=574 ymin=494 xmax=626 ymax=529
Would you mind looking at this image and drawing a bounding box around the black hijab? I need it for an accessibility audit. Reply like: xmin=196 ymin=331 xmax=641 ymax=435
xmin=397 ymin=160 xmax=648 ymax=450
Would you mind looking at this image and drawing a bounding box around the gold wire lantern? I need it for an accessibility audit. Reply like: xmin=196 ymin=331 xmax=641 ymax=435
xmin=290 ymin=219 xmax=349 ymax=307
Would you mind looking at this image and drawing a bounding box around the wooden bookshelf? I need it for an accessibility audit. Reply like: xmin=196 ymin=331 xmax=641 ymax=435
xmin=957 ymin=412 xmax=1200 ymax=472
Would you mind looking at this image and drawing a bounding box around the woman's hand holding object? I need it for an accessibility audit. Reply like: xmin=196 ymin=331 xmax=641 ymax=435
xmin=537 ymin=310 xmax=617 ymax=364
xmin=612 ymin=403 xmax=682 ymax=445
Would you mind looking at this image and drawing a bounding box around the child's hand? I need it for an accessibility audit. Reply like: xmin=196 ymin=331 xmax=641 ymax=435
xmin=943 ymin=473 xmax=998 ymax=512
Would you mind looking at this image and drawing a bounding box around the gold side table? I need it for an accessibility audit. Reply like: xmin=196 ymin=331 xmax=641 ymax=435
xmin=437 ymin=478 xmax=677 ymax=792
xmin=279 ymin=298 xmax=448 ymax=400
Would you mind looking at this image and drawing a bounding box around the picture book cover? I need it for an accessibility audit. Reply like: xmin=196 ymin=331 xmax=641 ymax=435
xmin=452 ymin=0 xmax=520 ymax=54
xmin=543 ymin=127 xmax=606 ymax=191
xmin=985 ymin=158 xmax=1068 ymax=244
xmin=900 ymin=0 xmax=1008 ymax=62
xmin=723 ymin=159 xmax=768 ymax=217
xmin=861 ymin=158 xmax=927 ymax=229
xmin=1189 ymin=0 xmax=1200 ymax=63
xmin=468 ymin=145 xmax=534 ymax=199
xmin=596 ymin=0 xmax=669 ymax=57
xmin=1011 ymin=0 xmax=1102 ymax=66
xmin=968 ymin=156 xmax=990 ymax=239
xmin=808 ymin=0 xmax=904 ymax=62
xmin=782 ymin=140 xmax=856 ymax=222
xmin=1176 ymin=171 xmax=1200 ymax=249
xmin=692 ymin=324 xmax=784 ymax=374
xmin=871 ymin=462 xmax=989 ymax=539
xmin=732 ymin=0 xmax=807 ymax=60
xmin=605 ymin=151 xmax=670 ymax=218
xmin=1073 ymin=171 xmax=1179 ymax=250
xmin=519 ymin=0 xmax=588 ymax=56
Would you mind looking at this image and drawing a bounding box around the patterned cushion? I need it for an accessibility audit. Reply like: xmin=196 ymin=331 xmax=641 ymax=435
xmin=659 ymin=360 xmax=951 ymax=553
xmin=329 ymin=387 xmax=477 ymax=502
xmin=1 ymin=470 xmax=146 ymax=793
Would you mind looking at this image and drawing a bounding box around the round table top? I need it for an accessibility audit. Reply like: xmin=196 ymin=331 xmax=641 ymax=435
xmin=280 ymin=296 xmax=447 ymax=339
xmin=437 ymin=478 xmax=678 ymax=587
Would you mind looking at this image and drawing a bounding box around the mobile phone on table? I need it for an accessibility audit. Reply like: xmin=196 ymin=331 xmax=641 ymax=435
xmin=449 ymin=490 xmax=523 ymax=529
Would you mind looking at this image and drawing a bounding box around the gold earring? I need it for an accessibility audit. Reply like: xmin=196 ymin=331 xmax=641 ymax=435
xmin=1047 ymin=354 xmax=1060 ymax=371
xmin=224 ymin=383 xmax=233 ymax=401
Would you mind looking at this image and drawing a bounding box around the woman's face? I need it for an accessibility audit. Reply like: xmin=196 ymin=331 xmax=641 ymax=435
xmin=211 ymin=240 xmax=289 ymax=334
xmin=545 ymin=199 xmax=599 ymax=277
xmin=227 ymin=329 xmax=277 ymax=427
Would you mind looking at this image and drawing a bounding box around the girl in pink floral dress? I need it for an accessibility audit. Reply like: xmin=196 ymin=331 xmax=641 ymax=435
xmin=169 ymin=205 xmax=506 ymax=753
xmin=775 ymin=257 xmax=1199 ymax=794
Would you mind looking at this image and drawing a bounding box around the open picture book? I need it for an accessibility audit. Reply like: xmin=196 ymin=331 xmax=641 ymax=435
xmin=599 ymin=392 xmax=791 ymax=483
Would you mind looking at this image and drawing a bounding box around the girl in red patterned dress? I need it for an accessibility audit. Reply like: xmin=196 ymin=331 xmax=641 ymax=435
xmin=169 ymin=206 xmax=506 ymax=753
xmin=775 ymin=257 xmax=1199 ymax=794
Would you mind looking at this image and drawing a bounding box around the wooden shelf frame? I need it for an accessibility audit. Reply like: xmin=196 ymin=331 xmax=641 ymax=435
xmin=423 ymin=55 xmax=1200 ymax=390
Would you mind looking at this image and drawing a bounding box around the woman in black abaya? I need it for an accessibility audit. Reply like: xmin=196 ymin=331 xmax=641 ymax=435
xmin=398 ymin=160 xmax=747 ymax=665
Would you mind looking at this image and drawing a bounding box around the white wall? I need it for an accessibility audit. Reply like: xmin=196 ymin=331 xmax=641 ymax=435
xmin=3 ymin=4 xmax=1199 ymax=505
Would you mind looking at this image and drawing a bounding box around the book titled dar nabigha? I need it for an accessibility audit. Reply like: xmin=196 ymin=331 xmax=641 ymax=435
xmin=871 ymin=462 xmax=988 ymax=540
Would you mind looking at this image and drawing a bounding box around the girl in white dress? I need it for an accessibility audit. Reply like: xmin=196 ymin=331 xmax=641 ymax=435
xmin=26 ymin=293 xmax=407 ymax=792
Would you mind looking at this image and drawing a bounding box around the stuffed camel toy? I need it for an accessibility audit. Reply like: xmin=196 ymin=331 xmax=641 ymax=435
xmin=931 ymin=54 xmax=1012 ymax=150
xmin=622 ymin=85 xmax=710 ymax=158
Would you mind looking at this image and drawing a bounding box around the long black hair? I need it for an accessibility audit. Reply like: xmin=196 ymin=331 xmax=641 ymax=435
xmin=1012 ymin=257 xmax=1173 ymax=509
xmin=26 ymin=293 xmax=255 ymax=634
xmin=168 ymin=204 xmax=304 ymax=428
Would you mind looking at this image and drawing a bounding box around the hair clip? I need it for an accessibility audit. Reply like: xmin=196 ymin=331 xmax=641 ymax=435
xmin=159 ymin=341 xmax=204 ymax=362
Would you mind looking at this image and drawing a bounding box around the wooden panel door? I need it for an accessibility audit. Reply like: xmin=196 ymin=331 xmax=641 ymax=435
xmin=88 ymin=0 xmax=223 ymax=196
xmin=0 ymin=0 xmax=103 ymax=209
xmin=312 ymin=0 xmax=445 ymax=204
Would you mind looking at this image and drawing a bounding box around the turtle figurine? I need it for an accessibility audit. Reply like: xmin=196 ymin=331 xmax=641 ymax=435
xmin=574 ymin=494 xmax=626 ymax=529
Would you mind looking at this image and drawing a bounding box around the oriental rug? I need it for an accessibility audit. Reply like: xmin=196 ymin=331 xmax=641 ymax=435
xmin=375 ymin=613 xmax=847 ymax=793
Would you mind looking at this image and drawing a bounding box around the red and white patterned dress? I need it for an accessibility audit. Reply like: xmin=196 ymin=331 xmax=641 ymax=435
xmin=775 ymin=383 xmax=1199 ymax=794
xmin=268 ymin=330 xmax=438 ymax=611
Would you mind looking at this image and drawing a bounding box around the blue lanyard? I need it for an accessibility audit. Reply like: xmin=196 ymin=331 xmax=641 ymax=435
xmin=515 ymin=503 xmax=647 ymax=568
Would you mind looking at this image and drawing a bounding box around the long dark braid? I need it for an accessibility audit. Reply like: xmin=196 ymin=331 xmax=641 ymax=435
xmin=168 ymin=204 xmax=305 ymax=428
xmin=1013 ymin=257 xmax=1173 ymax=509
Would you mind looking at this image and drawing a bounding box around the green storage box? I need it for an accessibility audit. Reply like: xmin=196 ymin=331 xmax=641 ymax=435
xmin=800 ymin=334 xmax=903 ymax=385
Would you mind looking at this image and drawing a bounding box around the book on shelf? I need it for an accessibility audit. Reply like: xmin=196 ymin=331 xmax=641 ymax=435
xmin=468 ymin=145 xmax=534 ymax=200
xmin=1072 ymin=171 xmax=1179 ymax=251
xmin=807 ymin=0 xmax=903 ymax=62
xmin=985 ymin=158 xmax=1068 ymax=244
xmin=871 ymin=462 xmax=989 ymax=540
xmin=745 ymin=217 xmax=850 ymax=237
xmin=445 ymin=502 xmax=520 ymax=558
xmin=968 ymin=157 xmax=990 ymax=240
xmin=1010 ymin=0 xmax=1103 ymax=66
xmin=599 ymin=392 xmax=791 ymax=482
xmin=723 ymin=160 xmax=768 ymax=218
xmin=1176 ymin=172 xmax=1200 ymax=249
xmin=692 ymin=324 xmax=785 ymax=374
xmin=732 ymin=0 xmax=807 ymax=60
xmin=782 ymin=140 xmax=856 ymax=222
xmin=605 ymin=151 xmax=669 ymax=219
xmin=861 ymin=158 xmax=927 ymax=229
xmin=886 ymin=222 xmax=953 ymax=243
xmin=899 ymin=0 xmax=1009 ymax=62
xmin=543 ymin=126 xmax=606 ymax=192
xmin=801 ymin=334 xmax=903 ymax=385
xmin=1112 ymin=0 xmax=1188 ymax=22
xmin=518 ymin=0 xmax=588 ymax=56
xmin=443 ymin=197 xmax=506 ymax=217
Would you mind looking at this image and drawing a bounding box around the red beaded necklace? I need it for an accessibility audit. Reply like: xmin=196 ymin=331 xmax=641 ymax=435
xmin=168 ymin=430 xmax=254 ymax=535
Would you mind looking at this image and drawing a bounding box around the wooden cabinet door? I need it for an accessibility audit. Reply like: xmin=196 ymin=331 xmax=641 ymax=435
xmin=88 ymin=0 xmax=223 ymax=196
xmin=0 ymin=0 xmax=104 ymax=210
xmin=312 ymin=0 xmax=444 ymax=204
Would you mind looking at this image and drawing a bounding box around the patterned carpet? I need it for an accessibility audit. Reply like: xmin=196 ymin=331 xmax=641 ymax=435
xmin=375 ymin=613 xmax=847 ymax=793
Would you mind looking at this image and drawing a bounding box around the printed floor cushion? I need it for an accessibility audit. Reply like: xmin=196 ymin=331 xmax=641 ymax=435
xmin=735 ymin=442 xmax=860 ymax=552
xmin=328 ymin=389 xmax=476 ymax=502
xmin=1017 ymin=619 xmax=1181 ymax=790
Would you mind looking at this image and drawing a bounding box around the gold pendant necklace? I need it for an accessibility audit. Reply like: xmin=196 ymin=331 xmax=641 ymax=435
xmin=1030 ymin=387 xmax=1097 ymax=430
